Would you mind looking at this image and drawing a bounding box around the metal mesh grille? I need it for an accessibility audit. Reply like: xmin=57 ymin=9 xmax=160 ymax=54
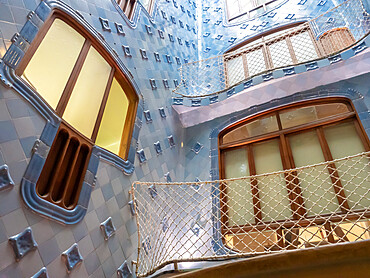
xmin=173 ymin=0 xmax=370 ymax=98
xmin=132 ymin=152 xmax=370 ymax=277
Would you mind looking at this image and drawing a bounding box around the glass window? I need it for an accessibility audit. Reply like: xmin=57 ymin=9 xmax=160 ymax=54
xmin=18 ymin=15 xmax=138 ymax=211
xmin=22 ymin=19 xmax=85 ymax=109
xmin=220 ymin=99 xmax=369 ymax=235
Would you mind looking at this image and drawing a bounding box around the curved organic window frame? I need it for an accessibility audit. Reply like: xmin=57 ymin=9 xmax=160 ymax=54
xmin=3 ymin=5 xmax=141 ymax=224
xmin=218 ymin=98 xmax=370 ymax=249
xmin=16 ymin=11 xmax=138 ymax=161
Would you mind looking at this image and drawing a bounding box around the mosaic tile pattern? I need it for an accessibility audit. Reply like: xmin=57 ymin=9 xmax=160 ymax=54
xmin=8 ymin=227 xmax=38 ymax=261
xmin=0 ymin=0 xmax=369 ymax=277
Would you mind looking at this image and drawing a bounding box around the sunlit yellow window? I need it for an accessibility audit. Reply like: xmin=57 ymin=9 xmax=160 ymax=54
xmin=18 ymin=14 xmax=138 ymax=159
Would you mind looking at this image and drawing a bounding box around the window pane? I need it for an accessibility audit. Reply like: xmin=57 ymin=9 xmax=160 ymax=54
xmin=95 ymin=78 xmax=129 ymax=156
xmin=289 ymin=130 xmax=340 ymax=216
xmin=246 ymin=48 xmax=266 ymax=76
xmin=227 ymin=0 xmax=241 ymax=18
xmin=226 ymin=56 xmax=245 ymax=87
xmin=63 ymin=47 xmax=111 ymax=138
xmin=268 ymin=39 xmax=293 ymax=68
xmin=324 ymin=122 xmax=370 ymax=210
xmin=22 ymin=19 xmax=85 ymax=109
xmin=223 ymin=114 xmax=278 ymax=144
xmin=291 ymin=31 xmax=318 ymax=63
xmin=224 ymin=148 xmax=255 ymax=226
xmin=280 ymin=103 xmax=350 ymax=129
xmin=253 ymin=139 xmax=292 ymax=221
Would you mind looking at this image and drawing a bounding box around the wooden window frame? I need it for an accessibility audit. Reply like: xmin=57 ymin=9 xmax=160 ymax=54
xmin=225 ymin=0 xmax=278 ymax=22
xmin=16 ymin=10 xmax=138 ymax=210
xmin=116 ymin=0 xmax=155 ymax=19
xmin=219 ymin=98 xmax=370 ymax=240
xmin=16 ymin=10 xmax=138 ymax=160
xmin=224 ymin=23 xmax=321 ymax=84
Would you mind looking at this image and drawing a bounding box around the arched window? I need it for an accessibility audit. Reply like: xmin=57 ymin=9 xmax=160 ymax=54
xmin=17 ymin=11 xmax=138 ymax=210
xmin=224 ymin=23 xmax=321 ymax=86
xmin=115 ymin=0 xmax=155 ymax=19
xmin=219 ymin=98 xmax=370 ymax=251
xmin=225 ymin=0 xmax=279 ymax=22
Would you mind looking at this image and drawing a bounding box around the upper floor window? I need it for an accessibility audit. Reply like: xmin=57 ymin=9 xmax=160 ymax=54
xmin=224 ymin=23 xmax=320 ymax=86
xmin=116 ymin=0 xmax=155 ymax=19
xmin=17 ymin=12 xmax=138 ymax=210
xmin=219 ymin=98 xmax=370 ymax=250
xmin=225 ymin=0 xmax=278 ymax=22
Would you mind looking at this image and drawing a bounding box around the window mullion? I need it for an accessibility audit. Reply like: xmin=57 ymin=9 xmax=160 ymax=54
xmin=247 ymin=145 xmax=263 ymax=224
xmin=56 ymin=40 xmax=91 ymax=116
xmin=91 ymin=68 xmax=115 ymax=142
xmin=316 ymin=127 xmax=350 ymax=212
xmin=279 ymin=134 xmax=306 ymax=221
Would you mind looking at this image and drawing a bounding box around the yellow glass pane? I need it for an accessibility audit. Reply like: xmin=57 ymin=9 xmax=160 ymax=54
xmin=95 ymin=78 xmax=129 ymax=156
xmin=289 ymin=130 xmax=340 ymax=216
xmin=224 ymin=148 xmax=254 ymax=226
xmin=223 ymin=114 xmax=278 ymax=144
xmin=253 ymin=139 xmax=292 ymax=221
xmin=324 ymin=122 xmax=370 ymax=210
xmin=280 ymin=103 xmax=349 ymax=129
xmin=63 ymin=47 xmax=111 ymax=138
xmin=22 ymin=19 xmax=85 ymax=109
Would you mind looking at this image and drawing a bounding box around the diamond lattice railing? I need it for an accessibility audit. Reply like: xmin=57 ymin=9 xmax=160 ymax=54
xmin=173 ymin=0 xmax=370 ymax=98
xmin=132 ymin=151 xmax=370 ymax=277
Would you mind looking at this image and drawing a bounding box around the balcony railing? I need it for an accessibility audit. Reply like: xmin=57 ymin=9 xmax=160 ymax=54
xmin=173 ymin=0 xmax=370 ymax=98
xmin=132 ymin=151 xmax=370 ymax=277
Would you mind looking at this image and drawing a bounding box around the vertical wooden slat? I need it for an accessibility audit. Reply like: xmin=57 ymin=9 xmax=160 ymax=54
xmin=91 ymin=68 xmax=115 ymax=142
xmin=247 ymin=145 xmax=262 ymax=224
xmin=56 ymin=40 xmax=91 ymax=116
xmin=316 ymin=127 xmax=350 ymax=213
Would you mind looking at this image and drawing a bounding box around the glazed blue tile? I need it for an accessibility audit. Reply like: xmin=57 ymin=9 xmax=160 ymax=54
xmin=283 ymin=67 xmax=295 ymax=75
xmin=353 ymin=42 xmax=367 ymax=54
xmin=31 ymin=267 xmax=48 ymax=278
xmin=9 ymin=227 xmax=37 ymax=261
xmin=163 ymin=79 xmax=169 ymax=88
xmin=148 ymin=184 xmax=158 ymax=198
xmin=161 ymin=217 xmax=169 ymax=232
xmin=99 ymin=17 xmax=111 ymax=32
xmin=168 ymin=33 xmax=174 ymax=42
xmin=318 ymin=0 xmax=327 ymax=6
xmin=149 ymin=79 xmax=157 ymax=90
xmin=165 ymin=54 xmax=172 ymax=63
xmin=100 ymin=217 xmax=116 ymax=240
xmin=140 ymin=49 xmax=148 ymax=59
xmin=192 ymin=142 xmax=203 ymax=154
xmin=158 ymin=29 xmax=164 ymax=39
xmin=285 ymin=14 xmax=295 ymax=19
xmin=328 ymin=54 xmax=342 ymax=64
xmin=0 ymin=164 xmax=14 ymax=191
xmin=168 ymin=135 xmax=175 ymax=148
xmin=143 ymin=110 xmax=152 ymax=123
xmin=305 ymin=61 xmax=318 ymax=71
xmin=142 ymin=236 xmax=151 ymax=255
xmin=158 ymin=107 xmax=166 ymax=118
xmin=115 ymin=22 xmax=125 ymax=35
xmin=154 ymin=141 xmax=162 ymax=155
xmin=165 ymin=172 xmax=172 ymax=182
xmin=62 ymin=243 xmax=83 ymax=272
xmin=128 ymin=200 xmax=137 ymax=216
xmin=137 ymin=149 xmax=146 ymax=163
xmin=122 ymin=45 xmax=131 ymax=57
xmin=117 ymin=261 xmax=132 ymax=278
xmin=154 ymin=52 xmax=161 ymax=62
xmin=145 ymin=24 xmax=153 ymax=35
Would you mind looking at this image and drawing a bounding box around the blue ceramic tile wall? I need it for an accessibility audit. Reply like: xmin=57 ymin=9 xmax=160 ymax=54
xmin=0 ymin=0 xmax=369 ymax=277
xmin=198 ymin=0 xmax=347 ymax=59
